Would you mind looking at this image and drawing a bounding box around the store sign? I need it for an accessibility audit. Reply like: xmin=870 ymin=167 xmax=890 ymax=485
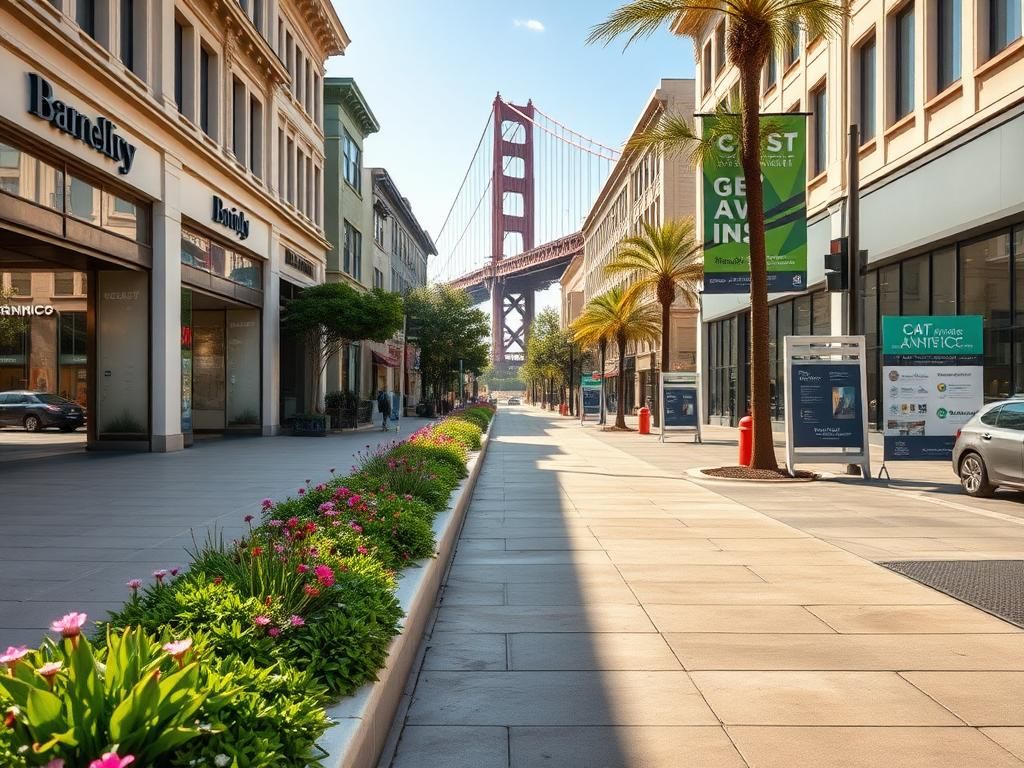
xmin=27 ymin=73 xmax=137 ymax=174
xmin=701 ymin=114 xmax=807 ymax=294
xmin=882 ymin=315 xmax=984 ymax=461
xmin=212 ymin=196 xmax=250 ymax=240
xmin=0 ymin=304 xmax=55 ymax=316
xmin=284 ymin=248 xmax=316 ymax=279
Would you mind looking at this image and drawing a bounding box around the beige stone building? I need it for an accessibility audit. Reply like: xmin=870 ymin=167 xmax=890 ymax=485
xmin=694 ymin=5 xmax=1024 ymax=427
xmin=579 ymin=78 xmax=698 ymax=415
xmin=0 ymin=0 xmax=346 ymax=448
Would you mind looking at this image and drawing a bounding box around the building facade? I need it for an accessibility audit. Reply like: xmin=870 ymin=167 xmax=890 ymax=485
xmin=0 ymin=0 xmax=346 ymax=450
xmin=580 ymin=78 xmax=698 ymax=416
xmin=694 ymin=4 xmax=1024 ymax=427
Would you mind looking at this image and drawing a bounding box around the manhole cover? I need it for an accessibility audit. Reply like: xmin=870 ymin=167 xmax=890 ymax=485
xmin=880 ymin=560 xmax=1024 ymax=628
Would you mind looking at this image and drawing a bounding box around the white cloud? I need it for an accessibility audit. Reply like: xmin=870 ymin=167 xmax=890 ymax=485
xmin=514 ymin=18 xmax=545 ymax=32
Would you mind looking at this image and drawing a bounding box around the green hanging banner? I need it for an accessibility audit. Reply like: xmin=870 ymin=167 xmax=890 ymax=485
xmin=701 ymin=114 xmax=807 ymax=294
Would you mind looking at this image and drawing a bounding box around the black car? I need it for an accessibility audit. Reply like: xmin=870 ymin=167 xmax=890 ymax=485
xmin=0 ymin=391 xmax=86 ymax=432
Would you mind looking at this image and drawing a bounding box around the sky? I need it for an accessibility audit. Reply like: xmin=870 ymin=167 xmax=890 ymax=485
xmin=325 ymin=0 xmax=697 ymax=311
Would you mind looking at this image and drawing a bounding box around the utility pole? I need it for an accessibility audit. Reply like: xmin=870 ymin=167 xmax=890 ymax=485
xmin=848 ymin=124 xmax=860 ymax=336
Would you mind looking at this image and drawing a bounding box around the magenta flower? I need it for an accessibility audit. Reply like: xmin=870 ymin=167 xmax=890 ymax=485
xmin=349 ymin=521 xmax=364 ymax=534
xmin=170 ymin=567 xmax=180 ymax=577
xmin=244 ymin=514 xmax=255 ymax=524
xmin=319 ymin=502 xmax=334 ymax=513
xmin=152 ymin=569 xmax=167 ymax=585
xmin=268 ymin=519 xmax=284 ymax=528
xmin=50 ymin=612 xmax=87 ymax=647
xmin=261 ymin=498 xmax=273 ymax=509
xmin=253 ymin=615 xmax=271 ymax=627
xmin=314 ymin=564 xmax=335 ymax=587
xmin=1 ymin=646 xmax=29 ymax=675
xmin=88 ymin=753 xmax=135 ymax=768
xmin=297 ymin=488 xmax=305 ymax=496
xmin=44 ymin=760 xmax=65 ymax=768
xmin=37 ymin=661 xmax=62 ymax=689
xmin=274 ymin=543 xmax=285 ymax=554
xmin=268 ymin=627 xmax=281 ymax=638
xmin=357 ymin=545 xmax=369 ymax=556
xmin=404 ymin=494 xmax=413 ymax=501
xmin=296 ymin=563 xmax=309 ymax=574
xmin=290 ymin=615 xmax=305 ymax=627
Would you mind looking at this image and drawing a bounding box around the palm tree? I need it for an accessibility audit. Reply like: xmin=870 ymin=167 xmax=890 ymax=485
xmin=571 ymin=287 xmax=661 ymax=429
xmin=589 ymin=0 xmax=846 ymax=469
xmin=605 ymin=218 xmax=703 ymax=426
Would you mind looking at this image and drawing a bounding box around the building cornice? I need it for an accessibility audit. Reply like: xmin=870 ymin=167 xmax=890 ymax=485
xmin=370 ymin=167 xmax=437 ymax=256
xmin=292 ymin=0 xmax=350 ymax=59
xmin=324 ymin=77 xmax=380 ymax=135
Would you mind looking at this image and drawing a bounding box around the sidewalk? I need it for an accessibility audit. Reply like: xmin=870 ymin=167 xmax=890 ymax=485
xmin=386 ymin=407 xmax=1024 ymax=768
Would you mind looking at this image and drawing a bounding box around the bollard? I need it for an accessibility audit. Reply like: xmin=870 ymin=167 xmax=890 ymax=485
xmin=638 ymin=406 xmax=651 ymax=435
xmin=738 ymin=415 xmax=753 ymax=466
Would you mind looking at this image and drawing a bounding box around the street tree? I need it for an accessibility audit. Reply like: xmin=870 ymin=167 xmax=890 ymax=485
xmin=571 ymin=286 xmax=660 ymax=429
xmin=523 ymin=307 xmax=572 ymax=408
xmin=589 ymin=0 xmax=846 ymax=468
xmin=605 ymin=218 xmax=703 ymax=424
xmin=0 ymin=285 xmax=27 ymax=349
xmin=405 ymin=285 xmax=489 ymax=411
xmin=282 ymin=283 xmax=404 ymax=414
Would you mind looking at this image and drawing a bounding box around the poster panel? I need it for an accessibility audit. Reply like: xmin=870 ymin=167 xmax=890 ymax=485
xmin=580 ymin=374 xmax=602 ymax=422
xmin=790 ymin=362 xmax=865 ymax=449
xmin=882 ymin=315 xmax=984 ymax=461
xmin=702 ymin=114 xmax=807 ymax=294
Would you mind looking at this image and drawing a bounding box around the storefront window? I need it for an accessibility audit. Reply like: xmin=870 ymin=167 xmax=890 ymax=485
xmin=181 ymin=227 xmax=262 ymax=290
xmin=901 ymin=255 xmax=929 ymax=315
xmin=879 ymin=264 xmax=900 ymax=318
xmin=794 ymin=295 xmax=811 ymax=335
xmin=102 ymin=190 xmax=149 ymax=243
xmin=0 ymin=142 xmax=65 ymax=212
xmin=58 ymin=312 xmax=87 ymax=405
xmin=962 ymin=232 xmax=1011 ymax=400
xmin=68 ymin=176 xmax=100 ymax=226
xmin=932 ymin=247 xmax=956 ymax=315
xmin=812 ymin=291 xmax=832 ymax=335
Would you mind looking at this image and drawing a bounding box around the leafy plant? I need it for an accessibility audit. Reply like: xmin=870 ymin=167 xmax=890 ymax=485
xmin=432 ymin=419 xmax=482 ymax=450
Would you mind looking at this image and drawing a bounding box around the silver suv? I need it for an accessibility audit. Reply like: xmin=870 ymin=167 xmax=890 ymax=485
xmin=953 ymin=398 xmax=1024 ymax=497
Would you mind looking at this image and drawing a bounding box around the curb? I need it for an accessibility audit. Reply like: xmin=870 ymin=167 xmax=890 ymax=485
xmin=318 ymin=418 xmax=493 ymax=768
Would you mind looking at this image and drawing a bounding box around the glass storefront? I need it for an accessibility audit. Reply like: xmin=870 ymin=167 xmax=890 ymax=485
xmin=181 ymin=228 xmax=262 ymax=289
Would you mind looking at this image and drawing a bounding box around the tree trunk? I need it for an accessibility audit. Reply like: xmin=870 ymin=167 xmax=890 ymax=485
xmin=599 ymin=339 xmax=607 ymax=425
xmin=740 ymin=64 xmax=778 ymax=471
xmin=615 ymin=334 xmax=628 ymax=429
xmin=657 ymin=297 xmax=673 ymax=428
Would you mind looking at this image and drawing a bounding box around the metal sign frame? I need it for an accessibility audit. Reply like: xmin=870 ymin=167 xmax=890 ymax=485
xmin=783 ymin=335 xmax=871 ymax=478
xmin=580 ymin=375 xmax=604 ymax=425
xmin=660 ymin=371 xmax=702 ymax=443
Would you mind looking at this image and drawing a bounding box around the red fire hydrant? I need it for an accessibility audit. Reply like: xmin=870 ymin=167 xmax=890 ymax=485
xmin=638 ymin=406 xmax=651 ymax=435
xmin=738 ymin=415 xmax=753 ymax=466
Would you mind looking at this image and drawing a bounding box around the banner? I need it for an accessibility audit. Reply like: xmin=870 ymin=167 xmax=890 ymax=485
xmin=702 ymin=114 xmax=807 ymax=294
xmin=790 ymin=362 xmax=864 ymax=449
xmin=882 ymin=315 xmax=984 ymax=460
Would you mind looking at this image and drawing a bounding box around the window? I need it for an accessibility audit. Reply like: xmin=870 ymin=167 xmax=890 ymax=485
xmin=249 ymin=96 xmax=263 ymax=178
xmin=894 ymin=4 xmax=915 ymax=121
xmin=120 ymin=0 xmax=134 ymax=70
xmin=343 ymin=221 xmax=362 ymax=280
xmin=936 ymin=0 xmax=962 ymax=90
xmin=812 ymin=291 xmax=832 ymax=335
xmin=232 ymin=77 xmax=246 ymax=162
xmin=68 ymin=176 xmax=100 ymax=225
xmin=990 ymin=0 xmax=1022 ymax=56
xmin=342 ymin=131 xmax=361 ymax=192
xmin=999 ymin=403 xmax=1024 ymax=430
xmin=764 ymin=53 xmax=777 ymax=93
xmin=702 ymin=42 xmax=712 ymax=94
xmin=859 ymin=35 xmax=876 ymax=141
xmin=812 ymin=84 xmax=827 ymax=176
xmin=53 ymin=272 xmax=76 ymax=296
xmin=961 ymin=231 xmax=1011 ymax=400
xmin=374 ymin=210 xmax=385 ymax=245
xmin=9 ymin=272 xmax=31 ymax=296
xmin=174 ymin=22 xmax=184 ymax=114
xmin=785 ymin=22 xmax=800 ymax=67
xmin=901 ymin=255 xmax=929 ymax=314
xmin=77 ymin=0 xmax=96 ymax=38
xmin=714 ymin=22 xmax=726 ymax=75
xmin=199 ymin=47 xmax=211 ymax=136
xmin=932 ymin=246 xmax=956 ymax=314
xmin=253 ymin=0 xmax=263 ymax=34
xmin=373 ymin=267 xmax=384 ymax=289
xmin=980 ymin=407 xmax=1002 ymax=426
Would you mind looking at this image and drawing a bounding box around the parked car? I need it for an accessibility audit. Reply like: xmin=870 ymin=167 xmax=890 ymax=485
xmin=953 ymin=398 xmax=1024 ymax=497
xmin=0 ymin=391 xmax=86 ymax=432
xmin=507 ymin=397 xmax=521 ymax=406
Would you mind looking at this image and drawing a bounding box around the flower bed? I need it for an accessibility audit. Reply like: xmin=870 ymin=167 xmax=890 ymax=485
xmin=0 ymin=406 xmax=495 ymax=768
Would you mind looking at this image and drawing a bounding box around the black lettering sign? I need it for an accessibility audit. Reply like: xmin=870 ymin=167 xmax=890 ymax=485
xmin=211 ymin=195 xmax=250 ymax=240
xmin=284 ymin=248 xmax=316 ymax=279
xmin=27 ymin=73 xmax=137 ymax=174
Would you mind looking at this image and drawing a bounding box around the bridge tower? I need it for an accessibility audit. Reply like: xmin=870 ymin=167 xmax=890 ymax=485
xmin=490 ymin=95 xmax=536 ymax=367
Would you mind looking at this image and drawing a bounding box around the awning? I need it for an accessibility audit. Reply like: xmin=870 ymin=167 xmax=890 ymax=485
xmin=372 ymin=351 xmax=399 ymax=368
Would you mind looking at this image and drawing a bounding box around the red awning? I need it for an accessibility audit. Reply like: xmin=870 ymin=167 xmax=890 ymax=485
xmin=372 ymin=351 xmax=399 ymax=368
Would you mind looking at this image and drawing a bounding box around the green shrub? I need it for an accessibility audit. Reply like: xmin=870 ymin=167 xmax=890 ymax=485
xmin=433 ymin=419 xmax=482 ymax=450
xmin=391 ymin=440 xmax=468 ymax=477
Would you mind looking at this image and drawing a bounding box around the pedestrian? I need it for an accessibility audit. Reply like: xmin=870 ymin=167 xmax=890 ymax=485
xmin=376 ymin=389 xmax=391 ymax=431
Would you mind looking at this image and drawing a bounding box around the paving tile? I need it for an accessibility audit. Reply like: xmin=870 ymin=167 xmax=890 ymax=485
xmin=505 ymin=580 xmax=637 ymax=606
xmin=509 ymin=726 xmax=746 ymax=768
xmin=391 ymin=726 xmax=509 ymax=768
xmin=407 ymin=671 xmax=717 ymax=726
xmin=806 ymin=604 xmax=1022 ymax=634
xmin=727 ymin=726 xmax=1024 ymax=768
xmin=615 ymin=564 xmax=765 ymax=583
xmin=503 ymin=536 xmax=605 ymax=551
xmin=447 ymin=563 xmax=623 ymax=584
xmin=690 ymin=671 xmax=964 ymax=725
xmin=434 ymin=604 xmax=655 ymax=633
xmin=440 ymin=581 xmax=506 ymax=606
xmin=508 ymin=633 xmax=681 ymax=671
xmin=901 ymin=672 xmax=1024 ymax=726
xmin=627 ymin=580 xmax=956 ymax=605
xmin=665 ymin=633 xmax=1024 ymax=670
xmin=452 ymin=550 xmax=612 ymax=566
xmin=980 ymin=728 xmax=1024 ymax=761
xmin=646 ymin=604 xmax=834 ymax=633
xmin=421 ymin=633 xmax=508 ymax=672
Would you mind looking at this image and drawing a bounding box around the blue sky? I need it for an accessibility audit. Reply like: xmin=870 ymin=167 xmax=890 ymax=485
xmin=325 ymin=0 xmax=696 ymax=307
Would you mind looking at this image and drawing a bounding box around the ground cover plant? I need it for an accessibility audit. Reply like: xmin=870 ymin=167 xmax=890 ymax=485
xmin=0 ymin=407 xmax=493 ymax=768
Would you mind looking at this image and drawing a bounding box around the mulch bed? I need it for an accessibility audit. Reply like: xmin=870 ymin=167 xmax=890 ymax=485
xmin=601 ymin=426 xmax=635 ymax=432
xmin=702 ymin=466 xmax=816 ymax=480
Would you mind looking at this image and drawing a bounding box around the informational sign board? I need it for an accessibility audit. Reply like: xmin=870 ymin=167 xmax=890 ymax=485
xmin=660 ymin=371 xmax=701 ymax=443
xmin=784 ymin=336 xmax=871 ymax=477
xmin=580 ymin=374 xmax=603 ymax=424
xmin=702 ymin=114 xmax=807 ymax=294
xmin=881 ymin=315 xmax=984 ymax=461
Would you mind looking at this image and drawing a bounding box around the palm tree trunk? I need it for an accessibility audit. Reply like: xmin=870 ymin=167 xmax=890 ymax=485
xmin=740 ymin=64 xmax=779 ymax=471
xmin=599 ymin=339 xmax=607 ymax=425
xmin=658 ymin=298 xmax=672 ymax=428
xmin=615 ymin=334 xmax=628 ymax=429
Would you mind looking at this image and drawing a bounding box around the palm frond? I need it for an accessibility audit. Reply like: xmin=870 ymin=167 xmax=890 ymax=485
xmin=588 ymin=0 xmax=732 ymax=48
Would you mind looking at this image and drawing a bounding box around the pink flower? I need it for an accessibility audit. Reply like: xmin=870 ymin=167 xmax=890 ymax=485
xmin=267 ymin=627 xmax=281 ymax=638
xmin=44 ymin=760 xmax=65 ymax=768
xmin=244 ymin=514 xmax=255 ymax=523
xmin=153 ymin=569 xmax=167 ymax=585
xmin=261 ymin=498 xmax=274 ymax=509
xmin=404 ymin=494 xmax=413 ymax=501
xmin=290 ymin=615 xmax=305 ymax=627
xmin=297 ymin=488 xmax=306 ymax=496
xmin=314 ymin=564 xmax=334 ymax=587
xmin=50 ymin=612 xmax=87 ymax=647
xmin=304 ymin=585 xmax=320 ymax=597
xmin=253 ymin=615 xmax=271 ymax=627
xmin=319 ymin=502 xmax=335 ymax=513
xmin=296 ymin=563 xmax=309 ymax=574
xmin=349 ymin=521 xmax=364 ymax=534
xmin=274 ymin=543 xmax=285 ymax=554
xmin=126 ymin=578 xmax=142 ymax=591
xmin=1 ymin=646 xmax=29 ymax=674
xmin=88 ymin=753 xmax=135 ymax=768
xmin=287 ymin=517 xmax=300 ymax=528
xmin=170 ymin=567 xmax=180 ymax=577
xmin=357 ymin=545 xmax=369 ymax=556
xmin=37 ymin=661 xmax=62 ymax=689
xmin=268 ymin=519 xmax=284 ymax=528
xmin=162 ymin=638 xmax=192 ymax=668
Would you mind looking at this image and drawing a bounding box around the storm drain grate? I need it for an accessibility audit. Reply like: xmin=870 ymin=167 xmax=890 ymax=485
xmin=880 ymin=560 xmax=1024 ymax=629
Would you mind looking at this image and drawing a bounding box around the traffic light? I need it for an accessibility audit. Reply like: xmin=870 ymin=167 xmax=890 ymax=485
xmin=825 ymin=237 xmax=849 ymax=292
